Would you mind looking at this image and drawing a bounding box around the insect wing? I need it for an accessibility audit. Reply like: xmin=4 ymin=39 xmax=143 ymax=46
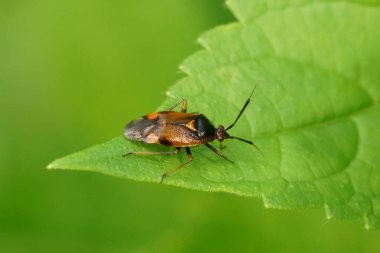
xmin=124 ymin=117 xmax=156 ymax=141
xmin=157 ymin=111 xmax=199 ymax=125
xmin=153 ymin=125 xmax=201 ymax=147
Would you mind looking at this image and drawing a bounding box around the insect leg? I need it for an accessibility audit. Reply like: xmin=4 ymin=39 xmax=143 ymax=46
xmin=219 ymin=142 xmax=227 ymax=150
xmin=204 ymin=143 xmax=233 ymax=163
xmin=160 ymin=147 xmax=193 ymax=184
xmin=181 ymin=99 xmax=187 ymax=113
xmin=167 ymin=99 xmax=187 ymax=112
xmin=123 ymin=147 xmax=180 ymax=157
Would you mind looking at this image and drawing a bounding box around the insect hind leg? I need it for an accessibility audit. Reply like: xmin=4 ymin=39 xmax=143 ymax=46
xmin=160 ymin=147 xmax=193 ymax=183
xmin=123 ymin=147 xmax=180 ymax=157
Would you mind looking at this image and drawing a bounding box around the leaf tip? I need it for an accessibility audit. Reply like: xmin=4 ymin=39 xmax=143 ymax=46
xmin=46 ymin=159 xmax=62 ymax=170
xmin=261 ymin=195 xmax=270 ymax=209
xmin=196 ymin=37 xmax=210 ymax=51
xmin=364 ymin=215 xmax=371 ymax=230
xmin=178 ymin=64 xmax=191 ymax=75
xmin=46 ymin=162 xmax=56 ymax=170
xmin=324 ymin=204 xmax=333 ymax=220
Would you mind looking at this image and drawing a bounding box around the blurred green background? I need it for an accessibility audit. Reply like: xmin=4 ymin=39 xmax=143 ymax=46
xmin=1 ymin=0 xmax=379 ymax=252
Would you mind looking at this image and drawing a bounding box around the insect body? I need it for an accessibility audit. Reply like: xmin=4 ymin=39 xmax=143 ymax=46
xmin=124 ymin=87 xmax=259 ymax=183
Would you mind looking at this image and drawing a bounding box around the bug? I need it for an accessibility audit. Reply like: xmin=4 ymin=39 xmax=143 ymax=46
xmin=123 ymin=86 xmax=259 ymax=183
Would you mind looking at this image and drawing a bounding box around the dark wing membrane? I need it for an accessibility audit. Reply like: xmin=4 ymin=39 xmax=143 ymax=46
xmin=157 ymin=111 xmax=199 ymax=125
xmin=124 ymin=117 xmax=156 ymax=141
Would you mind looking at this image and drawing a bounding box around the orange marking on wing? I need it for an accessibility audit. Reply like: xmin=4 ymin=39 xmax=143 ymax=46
xmin=146 ymin=112 xmax=159 ymax=120
xmin=185 ymin=120 xmax=197 ymax=132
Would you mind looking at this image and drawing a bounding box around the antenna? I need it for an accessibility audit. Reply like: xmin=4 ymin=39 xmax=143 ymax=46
xmin=228 ymin=136 xmax=263 ymax=157
xmin=226 ymin=83 xmax=259 ymax=131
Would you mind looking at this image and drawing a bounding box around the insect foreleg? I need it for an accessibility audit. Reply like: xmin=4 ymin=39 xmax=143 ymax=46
xmin=204 ymin=143 xmax=233 ymax=163
xmin=219 ymin=142 xmax=227 ymax=150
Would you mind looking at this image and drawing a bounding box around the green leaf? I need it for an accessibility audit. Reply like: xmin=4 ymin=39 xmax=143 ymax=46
xmin=48 ymin=0 xmax=380 ymax=229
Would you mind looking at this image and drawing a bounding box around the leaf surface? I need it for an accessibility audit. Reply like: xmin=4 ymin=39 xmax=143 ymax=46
xmin=48 ymin=0 xmax=380 ymax=228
